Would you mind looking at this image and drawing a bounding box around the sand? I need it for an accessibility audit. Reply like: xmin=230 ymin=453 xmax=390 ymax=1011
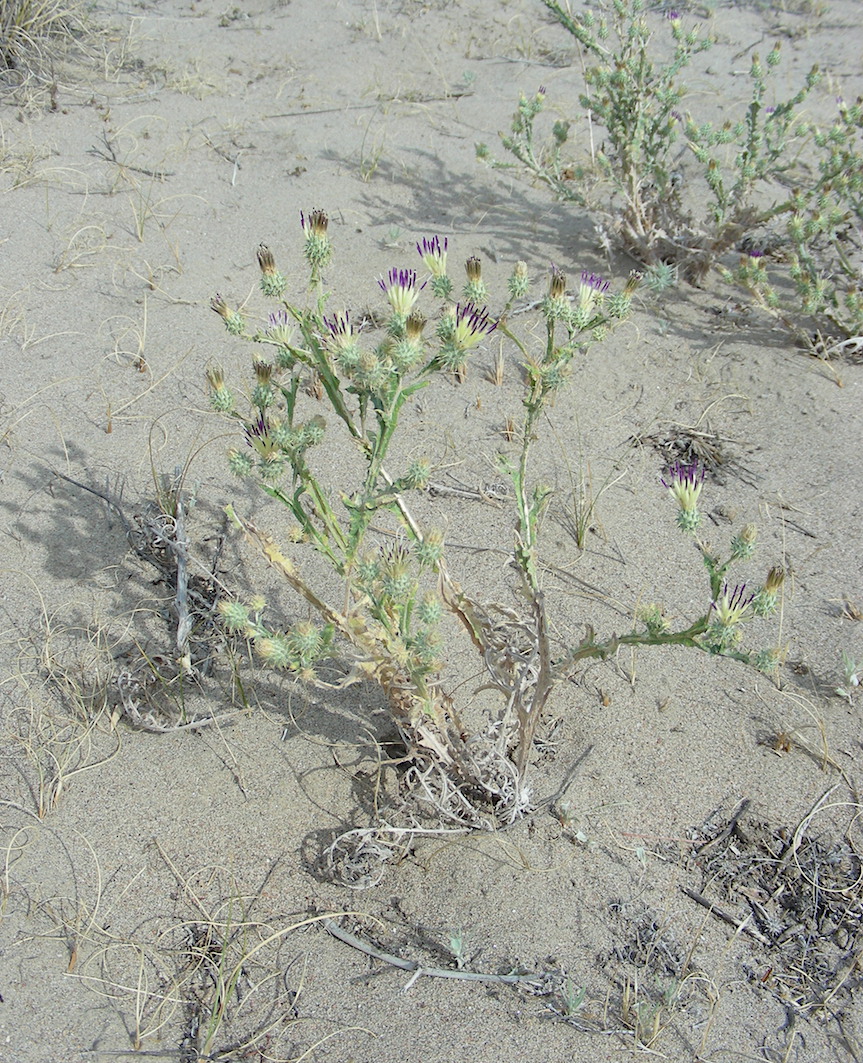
xmin=1 ymin=1 xmax=862 ymax=1060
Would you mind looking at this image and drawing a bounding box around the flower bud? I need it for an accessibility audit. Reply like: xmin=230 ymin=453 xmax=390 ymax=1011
xmin=752 ymin=566 xmax=784 ymax=617
xmin=418 ymin=591 xmax=443 ymax=625
xmin=508 ymin=260 xmax=530 ymax=300
xmin=257 ymin=634 xmax=293 ymax=669
xmin=404 ymin=458 xmax=431 ymax=489
xmin=256 ymin=243 xmax=286 ymax=297
xmin=211 ymin=293 xmax=246 ymax=336
xmin=730 ymin=522 xmax=757 ymax=560
xmin=416 ymin=528 xmax=445 ymax=568
xmin=300 ymin=209 xmax=332 ymax=272
xmin=227 ymin=448 xmax=253 ymax=477
xmin=463 ymin=256 xmax=486 ymax=303
xmin=289 ymin=621 xmax=323 ymax=661
xmin=206 ymin=366 xmax=234 ymax=412
xmin=357 ymin=554 xmax=381 ymax=584
xmin=550 ymin=266 xmax=567 ymax=300
xmin=301 ymin=415 xmax=326 ymax=448
xmin=251 ymin=361 xmax=274 ymax=409
xmin=218 ymin=599 xmax=251 ymax=632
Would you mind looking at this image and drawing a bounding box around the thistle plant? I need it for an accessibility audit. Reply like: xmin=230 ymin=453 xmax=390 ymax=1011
xmin=481 ymin=0 xmax=863 ymax=342
xmin=208 ymin=212 xmax=783 ymax=834
xmin=728 ymin=96 xmax=863 ymax=342
xmin=480 ymin=4 xmax=714 ymax=272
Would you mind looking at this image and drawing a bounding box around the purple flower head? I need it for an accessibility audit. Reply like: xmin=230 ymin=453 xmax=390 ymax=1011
xmin=243 ymin=411 xmax=278 ymax=459
xmin=665 ymin=9 xmax=681 ymax=19
xmin=379 ymin=266 xmax=417 ymax=294
xmin=300 ymin=209 xmax=328 ymax=236
xmin=322 ymin=311 xmax=354 ymax=349
xmin=324 ymin=310 xmax=349 ymax=331
xmin=417 ymin=235 xmax=447 ymax=258
xmin=576 ymin=269 xmax=611 ymax=318
xmin=581 ymin=270 xmax=611 ymax=295
xmin=661 ymin=459 xmax=705 ymax=493
xmin=662 ymin=460 xmax=705 ymax=531
xmin=244 ymin=410 xmax=267 ymax=441
xmin=452 ymin=302 xmax=498 ymax=348
xmin=712 ymin=582 xmax=755 ymax=627
xmin=537 ymin=84 xmax=547 ymax=96
xmin=379 ymin=267 xmax=426 ymax=316
xmin=727 ymin=583 xmax=754 ymax=609
xmin=417 ymin=235 xmax=448 ymax=278
xmin=266 ymin=307 xmax=293 ymax=345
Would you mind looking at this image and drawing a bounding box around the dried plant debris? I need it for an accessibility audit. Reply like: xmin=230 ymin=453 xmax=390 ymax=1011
xmin=812 ymin=333 xmax=863 ymax=363
xmin=53 ymin=469 xmax=235 ymax=731
xmin=603 ymin=904 xmax=688 ymax=980
xmin=595 ymin=902 xmax=712 ymax=1051
xmin=685 ymin=791 xmax=863 ymax=1017
xmin=629 ymin=422 xmax=754 ymax=485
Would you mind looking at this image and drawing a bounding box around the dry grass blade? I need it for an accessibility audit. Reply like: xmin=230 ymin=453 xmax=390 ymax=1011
xmin=1 ymin=574 xmax=122 ymax=818
xmin=68 ymin=841 xmax=371 ymax=1059
xmin=0 ymin=0 xmax=83 ymax=72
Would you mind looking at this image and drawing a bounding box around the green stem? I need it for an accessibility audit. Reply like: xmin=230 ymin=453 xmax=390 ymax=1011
xmin=561 ymin=616 xmax=711 ymax=670
xmin=542 ymin=0 xmax=607 ymax=59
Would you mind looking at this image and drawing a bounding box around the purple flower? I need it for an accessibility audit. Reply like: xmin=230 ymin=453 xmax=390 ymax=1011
xmin=576 ymin=269 xmax=611 ymax=318
xmin=300 ymin=209 xmax=328 ymax=236
xmin=379 ymin=267 xmax=426 ymax=315
xmin=580 ymin=270 xmax=611 ymax=295
xmin=661 ymin=459 xmax=705 ymax=495
xmin=417 ymin=235 xmax=448 ymax=277
xmin=452 ymin=302 xmax=497 ymax=348
xmin=243 ymin=411 xmax=279 ymax=460
xmin=323 ymin=310 xmax=349 ymax=333
xmin=379 ymin=266 xmax=418 ymax=293
xmin=243 ymin=410 xmax=267 ymax=441
xmin=266 ymin=308 xmax=293 ymax=345
xmin=417 ymin=235 xmax=447 ymax=258
xmin=322 ymin=311 xmax=354 ymax=349
xmin=712 ymin=582 xmax=755 ymax=627
xmin=662 ymin=461 xmax=705 ymax=532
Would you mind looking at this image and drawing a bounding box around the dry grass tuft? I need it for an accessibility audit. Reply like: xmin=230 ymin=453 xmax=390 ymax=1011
xmin=0 ymin=0 xmax=83 ymax=74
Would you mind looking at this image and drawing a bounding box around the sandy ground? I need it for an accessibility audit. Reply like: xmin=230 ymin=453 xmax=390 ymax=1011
xmin=1 ymin=1 xmax=862 ymax=1060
